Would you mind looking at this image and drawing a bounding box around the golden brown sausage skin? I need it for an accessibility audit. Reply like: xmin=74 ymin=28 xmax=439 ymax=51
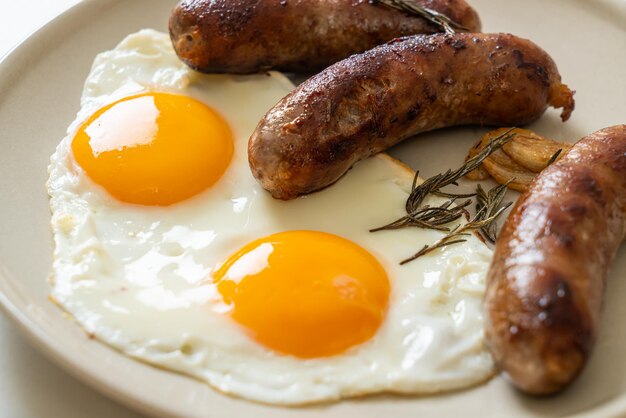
xmin=485 ymin=125 xmax=626 ymax=395
xmin=248 ymin=33 xmax=575 ymax=200
xmin=168 ymin=0 xmax=481 ymax=74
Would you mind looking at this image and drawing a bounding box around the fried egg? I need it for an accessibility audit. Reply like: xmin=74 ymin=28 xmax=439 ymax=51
xmin=47 ymin=29 xmax=494 ymax=405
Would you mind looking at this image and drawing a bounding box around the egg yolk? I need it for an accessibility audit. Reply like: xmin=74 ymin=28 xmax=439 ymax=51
xmin=214 ymin=230 xmax=390 ymax=358
xmin=72 ymin=92 xmax=233 ymax=206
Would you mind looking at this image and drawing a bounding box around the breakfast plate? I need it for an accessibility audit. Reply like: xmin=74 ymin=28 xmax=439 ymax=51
xmin=0 ymin=0 xmax=625 ymax=417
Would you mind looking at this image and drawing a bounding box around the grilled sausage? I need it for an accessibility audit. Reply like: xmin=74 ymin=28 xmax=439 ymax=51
xmin=248 ymin=33 xmax=575 ymax=200
xmin=485 ymin=125 xmax=626 ymax=395
xmin=168 ymin=0 xmax=481 ymax=74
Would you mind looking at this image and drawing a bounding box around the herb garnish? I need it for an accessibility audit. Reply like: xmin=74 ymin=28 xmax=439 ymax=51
xmin=546 ymin=148 xmax=563 ymax=166
xmin=370 ymin=198 xmax=472 ymax=232
xmin=398 ymin=203 xmax=510 ymax=264
xmin=475 ymin=181 xmax=513 ymax=243
xmin=371 ymin=128 xmax=516 ymax=264
xmin=373 ymin=0 xmax=469 ymax=34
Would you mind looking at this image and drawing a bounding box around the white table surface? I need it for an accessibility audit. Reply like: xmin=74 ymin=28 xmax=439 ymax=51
xmin=0 ymin=1 xmax=145 ymax=417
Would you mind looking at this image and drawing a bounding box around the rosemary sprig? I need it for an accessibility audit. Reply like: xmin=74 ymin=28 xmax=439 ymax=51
xmin=399 ymin=204 xmax=510 ymax=265
xmin=405 ymin=128 xmax=515 ymax=214
xmin=373 ymin=0 xmax=469 ymax=34
xmin=373 ymin=128 xmax=515 ymax=233
xmin=370 ymin=198 xmax=471 ymax=232
xmin=475 ymin=181 xmax=513 ymax=243
xmin=371 ymin=128 xmax=517 ymax=264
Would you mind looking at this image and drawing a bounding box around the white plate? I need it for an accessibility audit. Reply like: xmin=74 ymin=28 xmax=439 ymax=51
xmin=0 ymin=0 xmax=625 ymax=417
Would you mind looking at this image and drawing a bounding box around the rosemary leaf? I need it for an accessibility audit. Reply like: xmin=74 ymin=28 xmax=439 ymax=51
xmin=546 ymin=148 xmax=563 ymax=166
xmin=432 ymin=190 xmax=477 ymax=199
xmin=373 ymin=0 xmax=469 ymax=34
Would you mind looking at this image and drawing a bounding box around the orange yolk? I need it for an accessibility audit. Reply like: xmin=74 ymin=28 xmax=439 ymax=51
xmin=214 ymin=230 xmax=390 ymax=358
xmin=72 ymin=92 xmax=233 ymax=206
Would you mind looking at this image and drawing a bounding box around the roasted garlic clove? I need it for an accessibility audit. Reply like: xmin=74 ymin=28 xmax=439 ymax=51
xmin=482 ymin=149 xmax=536 ymax=192
xmin=465 ymin=127 xmax=570 ymax=191
xmin=501 ymin=130 xmax=570 ymax=172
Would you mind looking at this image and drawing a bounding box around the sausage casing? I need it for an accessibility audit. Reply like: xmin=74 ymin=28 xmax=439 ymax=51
xmin=485 ymin=125 xmax=626 ymax=394
xmin=168 ymin=0 xmax=481 ymax=74
xmin=248 ymin=33 xmax=575 ymax=200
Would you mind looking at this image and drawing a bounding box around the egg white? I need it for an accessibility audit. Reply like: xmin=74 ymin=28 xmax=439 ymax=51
xmin=48 ymin=29 xmax=494 ymax=405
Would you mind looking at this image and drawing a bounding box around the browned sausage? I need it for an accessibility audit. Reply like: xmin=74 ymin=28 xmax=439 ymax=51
xmin=168 ymin=0 xmax=481 ymax=74
xmin=485 ymin=125 xmax=626 ymax=395
xmin=248 ymin=33 xmax=575 ymax=200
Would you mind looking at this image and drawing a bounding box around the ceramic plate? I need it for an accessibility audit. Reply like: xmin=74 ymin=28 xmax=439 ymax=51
xmin=0 ymin=0 xmax=625 ymax=417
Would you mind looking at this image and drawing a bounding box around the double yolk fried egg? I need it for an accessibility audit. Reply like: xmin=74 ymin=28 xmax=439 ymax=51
xmin=47 ymin=30 xmax=494 ymax=404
